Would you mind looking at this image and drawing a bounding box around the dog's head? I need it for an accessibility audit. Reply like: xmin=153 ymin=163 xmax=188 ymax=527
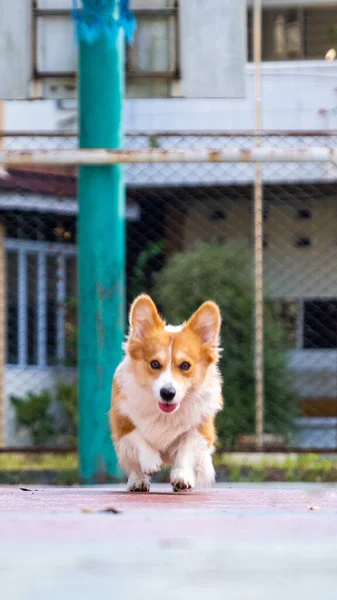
xmin=126 ymin=295 xmax=221 ymax=415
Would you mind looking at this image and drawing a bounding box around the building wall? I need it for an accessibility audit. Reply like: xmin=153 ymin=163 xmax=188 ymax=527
xmin=184 ymin=192 xmax=337 ymax=400
xmin=124 ymin=61 xmax=337 ymax=131
xmin=5 ymin=60 xmax=337 ymax=133
xmin=184 ymin=194 xmax=337 ymax=298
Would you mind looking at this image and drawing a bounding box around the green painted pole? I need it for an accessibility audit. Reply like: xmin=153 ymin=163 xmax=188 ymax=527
xmin=78 ymin=7 xmax=125 ymax=483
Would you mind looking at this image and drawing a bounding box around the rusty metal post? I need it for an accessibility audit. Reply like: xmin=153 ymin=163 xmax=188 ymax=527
xmin=253 ymin=0 xmax=264 ymax=451
xmin=0 ymin=147 xmax=335 ymax=165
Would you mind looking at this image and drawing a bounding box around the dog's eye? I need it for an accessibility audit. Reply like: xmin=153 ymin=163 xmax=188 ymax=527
xmin=150 ymin=360 xmax=161 ymax=370
xmin=179 ymin=361 xmax=191 ymax=372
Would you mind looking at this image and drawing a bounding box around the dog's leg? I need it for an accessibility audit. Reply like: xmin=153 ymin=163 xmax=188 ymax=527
xmin=116 ymin=430 xmax=162 ymax=492
xmin=194 ymin=447 xmax=216 ymax=488
xmin=170 ymin=430 xmax=215 ymax=492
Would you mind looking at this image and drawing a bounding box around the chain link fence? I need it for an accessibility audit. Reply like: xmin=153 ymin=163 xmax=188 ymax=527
xmin=1 ymin=131 xmax=337 ymax=454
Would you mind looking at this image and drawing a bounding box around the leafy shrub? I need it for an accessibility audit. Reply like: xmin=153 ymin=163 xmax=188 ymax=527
xmin=153 ymin=241 xmax=296 ymax=448
xmin=131 ymin=240 xmax=165 ymax=299
xmin=55 ymin=380 xmax=78 ymax=446
xmin=11 ymin=381 xmax=78 ymax=447
xmin=10 ymin=390 xmax=55 ymax=446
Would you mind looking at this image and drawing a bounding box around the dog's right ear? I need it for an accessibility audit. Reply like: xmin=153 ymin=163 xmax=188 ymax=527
xmin=129 ymin=295 xmax=164 ymax=339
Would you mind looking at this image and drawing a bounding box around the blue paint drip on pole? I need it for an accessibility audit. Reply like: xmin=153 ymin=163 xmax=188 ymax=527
xmin=74 ymin=0 xmax=135 ymax=483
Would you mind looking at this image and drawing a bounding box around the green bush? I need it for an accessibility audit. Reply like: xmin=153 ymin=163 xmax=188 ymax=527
xmin=153 ymin=241 xmax=296 ymax=448
xmin=11 ymin=381 xmax=78 ymax=447
xmin=131 ymin=240 xmax=165 ymax=299
xmin=56 ymin=380 xmax=78 ymax=446
xmin=10 ymin=390 xmax=55 ymax=446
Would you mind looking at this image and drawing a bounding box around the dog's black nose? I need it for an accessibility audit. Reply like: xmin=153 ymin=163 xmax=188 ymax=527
xmin=160 ymin=386 xmax=176 ymax=402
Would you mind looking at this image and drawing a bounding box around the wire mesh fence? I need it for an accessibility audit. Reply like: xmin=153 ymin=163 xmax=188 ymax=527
xmin=1 ymin=131 xmax=337 ymax=454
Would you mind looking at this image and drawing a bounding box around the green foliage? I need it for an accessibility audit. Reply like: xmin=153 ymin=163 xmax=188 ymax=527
xmin=56 ymin=381 xmax=78 ymax=446
xmin=328 ymin=26 xmax=337 ymax=44
xmin=10 ymin=390 xmax=55 ymax=446
xmin=214 ymin=453 xmax=337 ymax=483
xmin=1 ymin=452 xmax=337 ymax=485
xmin=148 ymin=135 xmax=161 ymax=149
xmin=11 ymin=381 xmax=78 ymax=447
xmin=131 ymin=240 xmax=164 ymax=298
xmin=153 ymin=241 xmax=296 ymax=448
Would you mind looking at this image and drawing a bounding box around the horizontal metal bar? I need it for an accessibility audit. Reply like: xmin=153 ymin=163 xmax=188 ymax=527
xmin=5 ymin=239 xmax=77 ymax=254
xmin=34 ymin=70 xmax=178 ymax=80
xmin=126 ymin=8 xmax=177 ymax=17
xmin=34 ymin=8 xmax=177 ymax=17
xmin=127 ymin=71 xmax=178 ymax=80
xmin=143 ymin=130 xmax=337 ymax=138
xmin=0 ymin=131 xmax=77 ymax=137
xmin=126 ymin=130 xmax=337 ymax=138
xmin=33 ymin=71 xmax=76 ymax=80
xmin=2 ymin=130 xmax=337 ymax=138
xmin=0 ymin=147 xmax=336 ymax=165
xmin=218 ymin=448 xmax=337 ymax=454
xmin=247 ymin=0 xmax=337 ymax=7
xmin=34 ymin=9 xmax=70 ymax=17
xmin=0 ymin=447 xmax=76 ymax=454
xmin=1 ymin=448 xmax=337 ymax=455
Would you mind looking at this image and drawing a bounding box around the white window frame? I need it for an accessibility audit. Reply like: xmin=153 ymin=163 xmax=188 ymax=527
xmin=5 ymin=239 xmax=77 ymax=369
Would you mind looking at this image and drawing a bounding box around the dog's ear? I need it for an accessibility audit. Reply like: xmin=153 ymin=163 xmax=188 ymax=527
xmin=129 ymin=295 xmax=164 ymax=338
xmin=186 ymin=301 xmax=221 ymax=346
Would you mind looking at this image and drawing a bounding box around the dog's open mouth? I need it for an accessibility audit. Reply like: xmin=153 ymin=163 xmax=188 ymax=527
xmin=158 ymin=402 xmax=177 ymax=414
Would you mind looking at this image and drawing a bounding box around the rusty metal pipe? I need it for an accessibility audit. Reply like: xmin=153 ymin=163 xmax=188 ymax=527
xmin=0 ymin=147 xmax=336 ymax=165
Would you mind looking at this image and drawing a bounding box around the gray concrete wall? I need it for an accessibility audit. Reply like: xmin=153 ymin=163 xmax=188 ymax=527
xmin=0 ymin=0 xmax=32 ymax=100
xmin=179 ymin=0 xmax=246 ymax=98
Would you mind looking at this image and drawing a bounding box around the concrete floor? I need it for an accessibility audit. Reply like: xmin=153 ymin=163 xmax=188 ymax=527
xmin=1 ymin=484 xmax=337 ymax=599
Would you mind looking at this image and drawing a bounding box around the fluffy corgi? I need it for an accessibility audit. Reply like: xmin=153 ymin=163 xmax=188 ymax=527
xmin=110 ymin=295 xmax=222 ymax=492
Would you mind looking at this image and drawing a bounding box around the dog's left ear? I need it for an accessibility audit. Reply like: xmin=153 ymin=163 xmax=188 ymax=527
xmin=186 ymin=301 xmax=221 ymax=346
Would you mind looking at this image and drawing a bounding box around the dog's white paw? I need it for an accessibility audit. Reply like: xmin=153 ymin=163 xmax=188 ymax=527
xmin=195 ymin=452 xmax=216 ymax=488
xmin=139 ymin=448 xmax=162 ymax=476
xmin=127 ymin=474 xmax=151 ymax=493
xmin=170 ymin=468 xmax=195 ymax=492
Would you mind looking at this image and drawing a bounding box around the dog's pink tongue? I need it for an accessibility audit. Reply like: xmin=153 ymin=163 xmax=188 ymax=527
xmin=159 ymin=402 xmax=177 ymax=413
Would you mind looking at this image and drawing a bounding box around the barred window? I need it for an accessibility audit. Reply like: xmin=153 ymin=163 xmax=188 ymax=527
xmin=248 ymin=6 xmax=337 ymax=61
xmin=6 ymin=240 xmax=77 ymax=368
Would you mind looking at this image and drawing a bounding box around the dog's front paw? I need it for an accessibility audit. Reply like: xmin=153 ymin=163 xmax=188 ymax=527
xmin=170 ymin=468 xmax=195 ymax=492
xmin=127 ymin=474 xmax=151 ymax=493
xmin=139 ymin=449 xmax=162 ymax=476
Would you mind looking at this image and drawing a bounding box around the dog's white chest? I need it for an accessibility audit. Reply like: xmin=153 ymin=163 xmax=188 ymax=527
xmin=136 ymin=412 xmax=190 ymax=452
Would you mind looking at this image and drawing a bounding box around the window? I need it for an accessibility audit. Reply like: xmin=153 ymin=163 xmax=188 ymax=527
xmin=295 ymin=237 xmax=311 ymax=248
xmin=296 ymin=209 xmax=312 ymax=220
xmin=248 ymin=6 xmax=337 ymax=61
xmin=125 ymin=3 xmax=179 ymax=97
xmin=272 ymin=299 xmax=337 ymax=350
xmin=6 ymin=240 xmax=77 ymax=368
xmin=303 ymin=300 xmax=337 ymax=349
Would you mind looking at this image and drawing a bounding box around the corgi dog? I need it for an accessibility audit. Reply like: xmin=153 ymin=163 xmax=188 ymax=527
xmin=110 ymin=295 xmax=222 ymax=492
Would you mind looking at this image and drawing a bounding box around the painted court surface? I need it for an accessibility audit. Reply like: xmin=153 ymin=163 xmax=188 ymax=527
xmin=1 ymin=484 xmax=337 ymax=598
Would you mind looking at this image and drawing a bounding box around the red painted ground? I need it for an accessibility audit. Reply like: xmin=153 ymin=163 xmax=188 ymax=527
xmin=1 ymin=484 xmax=337 ymax=544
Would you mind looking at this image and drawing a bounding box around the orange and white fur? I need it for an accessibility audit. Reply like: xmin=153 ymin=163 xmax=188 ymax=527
xmin=110 ymin=295 xmax=222 ymax=492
